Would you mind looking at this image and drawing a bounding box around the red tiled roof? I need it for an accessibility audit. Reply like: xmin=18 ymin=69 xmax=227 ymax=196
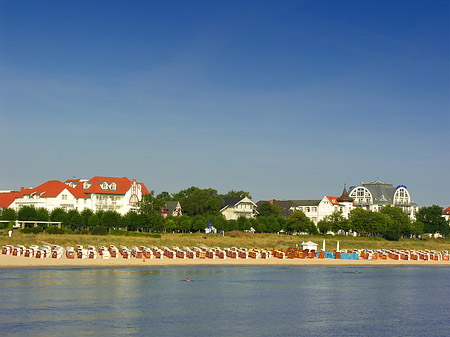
xmin=0 ymin=180 xmax=88 ymax=207
xmin=23 ymin=180 xmax=89 ymax=198
xmin=68 ymin=176 xmax=149 ymax=196
xmin=0 ymin=191 xmax=23 ymax=208
xmin=444 ymin=206 xmax=450 ymax=214
xmin=326 ymin=196 xmax=339 ymax=205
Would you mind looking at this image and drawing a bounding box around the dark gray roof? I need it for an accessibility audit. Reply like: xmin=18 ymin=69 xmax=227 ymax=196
xmin=291 ymin=200 xmax=321 ymax=207
xmin=222 ymin=197 xmax=244 ymax=207
xmin=164 ymin=201 xmax=180 ymax=214
xmin=361 ymin=181 xmax=396 ymax=203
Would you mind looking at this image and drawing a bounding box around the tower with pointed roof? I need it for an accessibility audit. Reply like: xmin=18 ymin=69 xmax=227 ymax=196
xmin=337 ymin=185 xmax=354 ymax=203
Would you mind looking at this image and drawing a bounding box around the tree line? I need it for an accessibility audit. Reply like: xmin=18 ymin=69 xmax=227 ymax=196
xmin=317 ymin=205 xmax=449 ymax=240
xmin=0 ymin=185 xmax=448 ymax=240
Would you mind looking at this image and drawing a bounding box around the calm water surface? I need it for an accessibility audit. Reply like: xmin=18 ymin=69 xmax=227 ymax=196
xmin=0 ymin=266 xmax=449 ymax=336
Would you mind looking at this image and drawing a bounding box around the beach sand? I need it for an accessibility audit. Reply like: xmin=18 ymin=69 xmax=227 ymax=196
xmin=1 ymin=254 xmax=449 ymax=268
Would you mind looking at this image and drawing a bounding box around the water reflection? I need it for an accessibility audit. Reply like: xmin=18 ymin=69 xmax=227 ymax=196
xmin=0 ymin=266 xmax=449 ymax=336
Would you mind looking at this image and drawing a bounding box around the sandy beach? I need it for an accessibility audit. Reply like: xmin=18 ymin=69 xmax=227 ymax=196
xmin=1 ymin=254 xmax=449 ymax=268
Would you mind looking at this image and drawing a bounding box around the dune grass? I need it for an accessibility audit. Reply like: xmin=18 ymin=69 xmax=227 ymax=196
xmin=1 ymin=231 xmax=449 ymax=251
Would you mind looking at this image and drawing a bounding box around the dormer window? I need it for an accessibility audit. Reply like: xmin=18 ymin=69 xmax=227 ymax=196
xmin=110 ymin=183 xmax=116 ymax=191
xmin=83 ymin=182 xmax=92 ymax=190
xmin=101 ymin=182 xmax=108 ymax=190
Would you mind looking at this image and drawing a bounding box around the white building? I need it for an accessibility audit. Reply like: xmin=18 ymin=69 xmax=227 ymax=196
xmin=262 ymin=187 xmax=355 ymax=225
xmin=0 ymin=176 xmax=149 ymax=215
xmin=220 ymin=197 xmax=258 ymax=220
xmin=7 ymin=180 xmax=91 ymax=212
xmin=348 ymin=180 xmax=418 ymax=219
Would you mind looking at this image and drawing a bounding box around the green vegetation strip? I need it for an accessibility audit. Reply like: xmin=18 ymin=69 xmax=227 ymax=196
xmin=1 ymin=232 xmax=449 ymax=252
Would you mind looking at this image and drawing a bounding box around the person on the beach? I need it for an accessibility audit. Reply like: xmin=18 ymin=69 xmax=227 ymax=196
xmin=8 ymin=230 xmax=12 ymax=237
xmin=185 ymin=278 xmax=190 ymax=282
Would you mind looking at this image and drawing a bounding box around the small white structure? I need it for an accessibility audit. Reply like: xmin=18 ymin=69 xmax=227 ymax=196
xmin=205 ymin=225 xmax=217 ymax=234
xmin=300 ymin=241 xmax=318 ymax=251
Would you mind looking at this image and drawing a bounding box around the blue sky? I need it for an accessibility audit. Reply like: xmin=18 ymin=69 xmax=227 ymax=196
xmin=1 ymin=0 xmax=449 ymax=207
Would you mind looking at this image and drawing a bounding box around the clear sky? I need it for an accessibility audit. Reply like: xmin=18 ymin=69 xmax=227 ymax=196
xmin=1 ymin=0 xmax=449 ymax=207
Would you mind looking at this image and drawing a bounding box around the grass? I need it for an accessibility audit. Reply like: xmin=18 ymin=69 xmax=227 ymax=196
xmin=1 ymin=231 xmax=449 ymax=251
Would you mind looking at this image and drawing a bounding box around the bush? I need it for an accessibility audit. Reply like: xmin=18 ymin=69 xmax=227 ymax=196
xmin=110 ymin=230 xmax=161 ymax=238
xmin=91 ymin=226 xmax=108 ymax=235
xmin=46 ymin=227 xmax=65 ymax=234
xmin=21 ymin=227 xmax=44 ymax=234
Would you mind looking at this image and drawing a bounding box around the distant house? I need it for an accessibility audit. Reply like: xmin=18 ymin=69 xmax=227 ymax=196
xmin=161 ymin=201 xmax=182 ymax=218
xmin=443 ymin=207 xmax=450 ymax=221
xmin=257 ymin=187 xmax=355 ymax=225
xmin=65 ymin=176 xmax=149 ymax=214
xmin=1 ymin=176 xmax=149 ymax=215
xmin=220 ymin=197 xmax=258 ymax=220
xmin=349 ymin=180 xmax=418 ymax=219
xmin=5 ymin=180 xmax=90 ymax=212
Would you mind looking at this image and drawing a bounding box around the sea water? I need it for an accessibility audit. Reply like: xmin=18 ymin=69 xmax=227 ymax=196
xmin=0 ymin=266 xmax=449 ymax=336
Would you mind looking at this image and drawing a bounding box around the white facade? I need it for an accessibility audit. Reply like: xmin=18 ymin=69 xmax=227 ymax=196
xmin=2 ymin=177 xmax=149 ymax=216
xmin=10 ymin=188 xmax=92 ymax=213
xmin=221 ymin=197 xmax=258 ymax=220
xmin=349 ymin=181 xmax=418 ymax=220
xmin=290 ymin=196 xmax=354 ymax=225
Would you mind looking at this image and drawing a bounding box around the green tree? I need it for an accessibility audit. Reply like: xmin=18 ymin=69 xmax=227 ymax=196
xmin=81 ymin=209 xmax=94 ymax=226
xmin=139 ymin=191 xmax=165 ymax=217
xmin=192 ymin=215 xmax=206 ymax=232
xmin=146 ymin=212 xmax=164 ymax=233
xmin=226 ymin=219 xmax=238 ymax=231
xmin=224 ymin=190 xmax=252 ymax=199
xmin=348 ymin=208 xmax=369 ymax=234
xmin=257 ymin=202 xmax=281 ymax=217
xmin=237 ymin=216 xmax=251 ymax=231
xmin=287 ymin=210 xmax=315 ymax=234
xmin=349 ymin=208 xmax=390 ymax=237
xmin=171 ymin=186 xmax=199 ymax=201
xmin=181 ymin=188 xmax=224 ymax=216
xmin=68 ymin=213 xmax=84 ymax=230
xmin=18 ymin=206 xmax=37 ymax=221
xmin=205 ymin=214 xmax=227 ymax=232
xmin=410 ymin=221 xmax=424 ymax=238
xmin=1 ymin=208 xmax=17 ymax=221
xmin=88 ymin=214 xmax=100 ymax=228
xmin=36 ymin=208 xmax=50 ymax=222
xmin=122 ymin=211 xmax=139 ymax=230
xmin=380 ymin=205 xmax=410 ymax=237
xmin=317 ymin=219 xmax=330 ymax=235
xmin=266 ymin=216 xmax=282 ymax=233
xmin=50 ymin=208 xmax=67 ymax=224
xmin=324 ymin=211 xmax=349 ymax=233
xmin=101 ymin=210 xmax=121 ymax=229
xmin=416 ymin=205 xmax=449 ymax=235
xmin=156 ymin=191 xmax=172 ymax=201
xmin=165 ymin=218 xmax=176 ymax=233
xmin=176 ymin=215 xmax=192 ymax=233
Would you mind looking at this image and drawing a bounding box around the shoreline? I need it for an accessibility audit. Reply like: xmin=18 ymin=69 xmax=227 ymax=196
xmin=2 ymin=255 xmax=449 ymax=268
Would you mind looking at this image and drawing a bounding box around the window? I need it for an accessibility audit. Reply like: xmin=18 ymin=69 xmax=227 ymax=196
xmin=101 ymin=182 xmax=108 ymax=190
xmin=129 ymin=195 xmax=139 ymax=206
xmin=110 ymin=183 xmax=116 ymax=191
xmin=62 ymin=194 xmax=68 ymax=200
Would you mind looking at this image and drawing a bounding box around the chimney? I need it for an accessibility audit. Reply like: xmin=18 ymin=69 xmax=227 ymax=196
xmin=21 ymin=187 xmax=24 ymax=192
